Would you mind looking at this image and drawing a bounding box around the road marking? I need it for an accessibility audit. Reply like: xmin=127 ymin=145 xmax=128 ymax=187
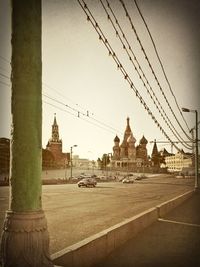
xmin=158 ymin=218 xmax=200 ymax=228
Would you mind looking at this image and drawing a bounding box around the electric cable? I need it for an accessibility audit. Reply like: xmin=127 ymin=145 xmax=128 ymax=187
xmin=43 ymin=93 xmax=123 ymax=134
xmin=99 ymin=0 xmax=191 ymax=149
xmin=43 ymin=100 xmax=119 ymax=134
xmin=119 ymin=0 xmax=192 ymax=142
xmin=133 ymin=0 xmax=191 ymax=132
xmin=77 ymin=0 xmax=191 ymax=152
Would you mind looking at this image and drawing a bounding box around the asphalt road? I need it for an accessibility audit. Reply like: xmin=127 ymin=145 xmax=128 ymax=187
xmin=0 ymin=174 xmax=194 ymax=254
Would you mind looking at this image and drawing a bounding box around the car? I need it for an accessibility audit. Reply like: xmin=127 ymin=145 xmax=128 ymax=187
xmin=97 ymin=176 xmax=107 ymax=181
xmin=122 ymin=178 xmax=134 ymax=184
xmin=123 ymin=174 xmax=134 ymax=179
xmin=135 ymin=175 xmax=147 ymax=180
xmin=77 ymin=178 xmax=97 ymax=187
xmin=78 ymin=174 xmax=91 ymax=179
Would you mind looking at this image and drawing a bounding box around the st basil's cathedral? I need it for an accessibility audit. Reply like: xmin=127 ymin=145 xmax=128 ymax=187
xmin=111 ymin=117 xmax=149 ymax=170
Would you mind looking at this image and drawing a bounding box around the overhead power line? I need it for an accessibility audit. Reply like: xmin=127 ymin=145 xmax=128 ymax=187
xmin=0 ymin=68 xmax=124 ymax=135
xmin=0 ymin=66 xmax=10 ymax=74
xmin=0 ymin=79 xmax=10 ymax=87
xmin=43 ymin=82 xmax=94 ymax=115
xmin=42 ymin=93 xmax=123 ymax=135
xmin=119 ymin=0 xmax=192 ymax=141
xmin=0 ymin=72 xmax=10 ymax=80
xmin=43 ymin=82 xmax=123 ymax=133
xmin=99 ymin=0 xmax=191 ymax=149
xmin=43 ymin=99 xmax=120 ymax=135
xmin=0 ymin=55 xmax=10 ymax=65
xmin=77 ymin=0 xmax=192 ymax=152
xmin=133 ymin=0 xmax=191 ymax=132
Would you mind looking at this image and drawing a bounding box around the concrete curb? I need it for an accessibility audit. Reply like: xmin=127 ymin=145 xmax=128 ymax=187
xmin=156 ymin=190 xmax=194 ymax=218
xmin=51 ymin=190 xmax=194 ymax=267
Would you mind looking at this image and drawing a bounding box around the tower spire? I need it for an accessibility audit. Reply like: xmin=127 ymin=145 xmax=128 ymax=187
xmin=127 ymin=116 xmax=130 ymax=125
xmin=52 ymin=114 xmax=59 ymax=142
xmin=124 ymin=116 xmax=132 ymax=138
xmin=53 ymin=113 xmax=57 ymax=125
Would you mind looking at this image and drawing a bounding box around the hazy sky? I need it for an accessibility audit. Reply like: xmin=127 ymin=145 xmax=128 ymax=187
xmin=0 ymin=0 xmax=200 ymax=160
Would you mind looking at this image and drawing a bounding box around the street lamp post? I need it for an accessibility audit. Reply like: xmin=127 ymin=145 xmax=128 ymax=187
xmin=182 ymin=108 xmax=199 ymax=190
xmin=64 ymin=158 xmax=68 ymax=180
xmin=70 ymin=145 xmax=77 ymax=179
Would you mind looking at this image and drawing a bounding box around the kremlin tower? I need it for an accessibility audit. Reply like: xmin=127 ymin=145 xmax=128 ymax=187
xmin=46 ymin=114 xmax=68 ymax=168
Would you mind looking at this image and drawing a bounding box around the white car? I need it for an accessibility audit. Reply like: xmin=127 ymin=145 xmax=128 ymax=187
xmin=122 ymin=178 xmax=134 ymax=184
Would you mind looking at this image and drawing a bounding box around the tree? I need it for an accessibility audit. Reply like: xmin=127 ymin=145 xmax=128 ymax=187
xmin=101 ymin=154 xmax=110 ymax=169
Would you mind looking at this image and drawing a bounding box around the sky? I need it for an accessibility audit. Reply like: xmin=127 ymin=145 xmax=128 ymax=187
xmin=0 ymin=0 xmax=200 ymax=160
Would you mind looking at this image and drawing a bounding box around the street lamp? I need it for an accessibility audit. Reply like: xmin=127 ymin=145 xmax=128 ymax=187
xmin=70 ymin=145 xmax=77 ymax=179
xmin=182 ymin=107 xmax=199 ymax=190
xmin=64 ymin=158 xmax=68 ymax=180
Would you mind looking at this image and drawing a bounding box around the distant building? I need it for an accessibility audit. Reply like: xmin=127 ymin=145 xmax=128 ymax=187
xmin=0 ymin=138 xmax=10 ymax=180
xmin=72 ymin=155 xmax=97 ymax=170
xmin=45 ymin=114 xmax=70 ymax=168
xmin=165 ymin=150 xmax=193 ymax=173
xmin=159 ymin=148 xmax=173 ymax=168
xmin=111 ymin=117 xmax=149 ymax=170
xmin=151 ymin=140 xmax=160 ymax=167
xmin=149 ymin=140 xmax=172 ymax=172
xmin=42 ymin=148 xmax=56 ymax=169
xmin=72 ymin=155 xmax=89 ymax=168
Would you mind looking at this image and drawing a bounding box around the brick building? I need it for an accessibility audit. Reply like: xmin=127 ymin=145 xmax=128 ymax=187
xmin=0 ymin=138 xmax=10 ymax=180
xmin=45 ymin=114 xmax=69 ymax=168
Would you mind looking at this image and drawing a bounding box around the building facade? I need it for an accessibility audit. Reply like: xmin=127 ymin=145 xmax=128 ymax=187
xmin=45 ymin=114 xmax=69 ymax=168
xmin=164 ymin=150 xmax=193 ymax=173
xmin=111 ymin=117 xmax=149 ymax=170
xmin=0 ymin=138 xmax=10 ymax=180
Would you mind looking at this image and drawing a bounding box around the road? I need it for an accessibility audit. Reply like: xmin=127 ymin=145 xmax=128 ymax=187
xmin=0 ymin=174 xmax=194 ymax=254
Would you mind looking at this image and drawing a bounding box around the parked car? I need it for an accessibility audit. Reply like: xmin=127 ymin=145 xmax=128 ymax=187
xmin=123 ymin=173 xmax=134 ymax=179
xmin=122 ymin=178 xmax=134 ymax=184
xmin=78 ymin=174 xmax=91 ymax=179
xmin=98 ymin=176 xmax=107 ymax=181
xmin=77 ymin=178 xmax=97 ymax=187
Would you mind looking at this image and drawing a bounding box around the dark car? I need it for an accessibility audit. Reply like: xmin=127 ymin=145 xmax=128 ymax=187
xmin=77 ymin=178 xmax=97 ymax=187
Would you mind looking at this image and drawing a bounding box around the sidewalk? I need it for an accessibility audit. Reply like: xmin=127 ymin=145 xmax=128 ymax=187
xmin=94 ymin=192 xmax=200 ymax=267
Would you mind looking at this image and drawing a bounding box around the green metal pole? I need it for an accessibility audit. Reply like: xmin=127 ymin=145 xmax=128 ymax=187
xmin=0 ymin=1 xmax=53 ymax=266
xmin=10 ymin=0 xmax=42 ymax=212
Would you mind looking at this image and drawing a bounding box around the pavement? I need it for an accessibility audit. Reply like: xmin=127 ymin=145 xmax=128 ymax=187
xmin=94 ymin=191 xmax=200 ymax=267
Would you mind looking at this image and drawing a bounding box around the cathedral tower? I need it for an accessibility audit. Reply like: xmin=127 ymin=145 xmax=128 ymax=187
xmin=151 ymin=139 xmax=160 ymax=167
xmin=127 ymin=133 xmax=136 ymax=159
xmin=136 ymin=135 xmax=148 ymax=164
xmin=120 ymin=117 xmax=132 ymax=158
xmin=113 ymin=135 xmax=120 ymax=160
